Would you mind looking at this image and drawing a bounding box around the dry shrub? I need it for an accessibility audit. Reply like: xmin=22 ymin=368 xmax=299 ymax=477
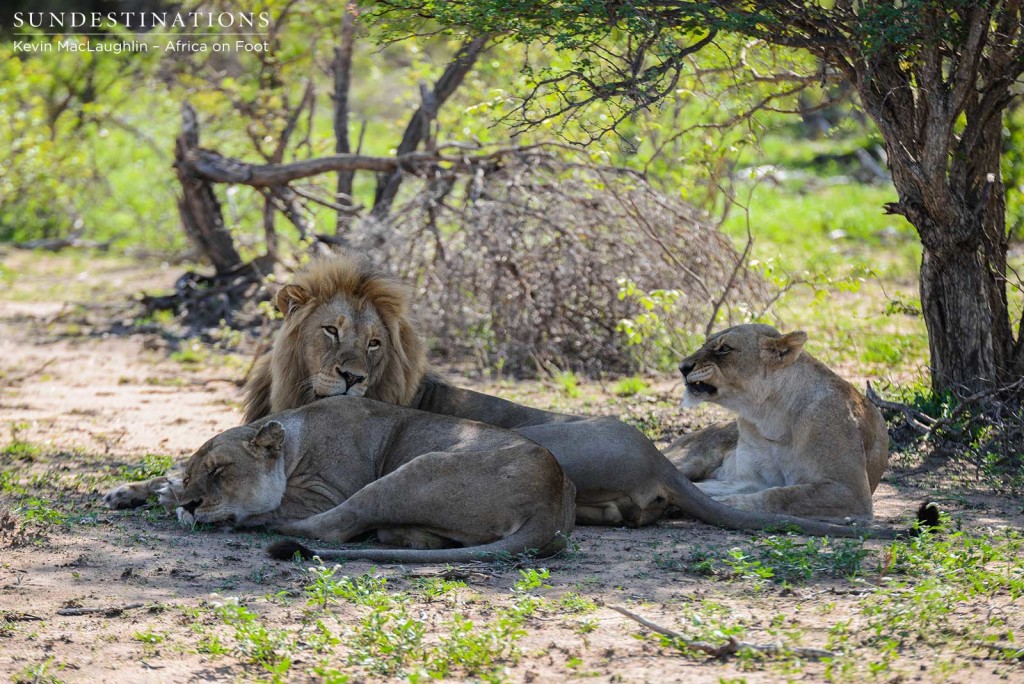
xmin=351 ymin=156 xmax=769 ymax=375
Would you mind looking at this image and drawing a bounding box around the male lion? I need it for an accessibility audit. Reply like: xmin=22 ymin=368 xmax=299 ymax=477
xmin=665 ymin=324 xmax=888 ymax=522
xmin=103 ymin=396 xmax=576 ymax=563
xmin=241 ymin=254 xmax=891 ymax=538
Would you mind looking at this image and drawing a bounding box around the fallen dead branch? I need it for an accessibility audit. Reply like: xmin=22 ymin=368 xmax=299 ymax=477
xmin=866 ymin=382 xmax=936 ymax=434
xmin=868 ymin=379 xmax=1024 ymax=494
xmin=868 ymin=378 xmax=1024 ymax=439
xmin=607 ymin=604 xmax=835 ymax=660
xmin=57 ymin=603 xmax=145 ymax=617
xmin=1 ymin=611 xmax=44 ymax=622
xmin=1 ymin=358 xmax=58 ymax=388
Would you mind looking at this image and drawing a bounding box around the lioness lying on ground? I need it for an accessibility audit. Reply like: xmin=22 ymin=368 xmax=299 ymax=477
xmin=665 ymin=324 xmax=887 ymax=522
xmin=103 ymin=396 xmax=576 ymax=563
xmin=240 ymin=254 xmax=891 ymax=538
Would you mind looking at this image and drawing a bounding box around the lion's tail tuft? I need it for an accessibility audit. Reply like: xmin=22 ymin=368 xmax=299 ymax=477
xmin=913 ymin=500 xmax=942 ymax=534
xmin=266 ymin=539 xmax=316 ymax=561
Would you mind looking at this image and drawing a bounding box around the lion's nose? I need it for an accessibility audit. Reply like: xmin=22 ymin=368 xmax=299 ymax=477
xmin=336 ymin=368 xmax=365 ymax=387
xmin=182 ymin=499 xmax=201 ymax=515
xmin=679 ymin=361 xmax=695 ymax=377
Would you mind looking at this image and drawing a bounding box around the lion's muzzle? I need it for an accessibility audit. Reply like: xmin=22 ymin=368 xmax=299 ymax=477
xmin=685 ymin=365 xmax=715 ymax=384
xmin=313 ymin=368 xmax=369 ymax=399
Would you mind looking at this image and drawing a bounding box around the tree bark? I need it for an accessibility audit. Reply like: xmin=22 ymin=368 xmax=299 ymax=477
xmin=174 ymin=103 xmax=243 ymax=276
xmin=371 ymin=36 xmax=489 ymax=220
xmin=918 ymin=239 xmax=1001 ymax=391
xmin=904 ymin=106 xmax=1015 ymax=392
xmin=332 ymin=1 xmax=358 ymax=234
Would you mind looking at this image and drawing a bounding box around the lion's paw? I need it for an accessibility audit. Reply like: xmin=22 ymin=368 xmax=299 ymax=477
xmin=176 ymin=506 xmax=196 ymax=528
xmin=102 ymin=483 xmax=150 ymax=510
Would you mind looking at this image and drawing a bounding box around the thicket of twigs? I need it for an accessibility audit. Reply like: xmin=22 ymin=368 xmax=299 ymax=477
xmin=870 ymin=381 xmax=1024 ymax=494
xmin=350 ymin=157 xmax=769 ymax=375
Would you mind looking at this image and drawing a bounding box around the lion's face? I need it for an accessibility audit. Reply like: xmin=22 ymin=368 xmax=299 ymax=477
xmin=164 ymin=422 xmax=287 ymax=525
xmin=678 ymin=324 xmax=807 ymax=409
xmin=298 ymin=295 xmax=389 ymax=400
xmin=242 ymin=256 xmax=428 ymax=423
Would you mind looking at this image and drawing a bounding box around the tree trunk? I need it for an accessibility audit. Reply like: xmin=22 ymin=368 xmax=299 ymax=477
xmin=174 ymin=103 xmax=243 ymax=276
xmin=897 ymin=113 xmax=1016 ymax=393
xmin=919 ymin=240 xmax=1000 ymax=391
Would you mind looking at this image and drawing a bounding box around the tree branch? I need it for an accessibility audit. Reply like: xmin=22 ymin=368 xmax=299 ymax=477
xmin=372 ymin=35 xmax=490 ymax=219
xmin=333 ymin=0 xmax=358 ymax=233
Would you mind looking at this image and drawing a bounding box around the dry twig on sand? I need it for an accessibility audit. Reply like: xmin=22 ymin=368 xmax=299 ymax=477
xmin=607 ymin=604 xmax=834 ymax=660
xmin=57 ymin=603 xmax=145 ymax=617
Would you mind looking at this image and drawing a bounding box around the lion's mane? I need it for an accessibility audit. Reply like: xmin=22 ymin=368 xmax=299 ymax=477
xmin=243 ymin=255 xmax=428 ymax=422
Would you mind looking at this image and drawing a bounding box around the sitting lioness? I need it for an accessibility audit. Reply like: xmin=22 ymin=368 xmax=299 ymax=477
xmin=240 ymin=254 xmax=889 ymax=538
xmin=665 ymin=324 xmax=887 ymax=522
xmin=103 ymin=396 xmax=576 ymax=563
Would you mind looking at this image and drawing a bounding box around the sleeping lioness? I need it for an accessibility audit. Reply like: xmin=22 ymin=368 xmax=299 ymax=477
xmin=103 ymin=396 xmax=576 ymax=563
xmin=665 ymin=324 xmax=888 ymax=522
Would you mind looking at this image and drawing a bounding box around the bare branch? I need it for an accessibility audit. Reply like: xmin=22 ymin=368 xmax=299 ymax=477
xmin=372 ymin=36 xmax=491 ymax=219
xmin=608 ymin=604 xmax=835 ymax=660
xmin=333 ymin=0 xmax=359 ymax=232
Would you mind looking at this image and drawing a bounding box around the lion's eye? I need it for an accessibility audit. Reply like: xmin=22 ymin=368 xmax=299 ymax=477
xmin=322 ymin=325 xmax=339 ymax=340
xmin=367 ymin=339 xmax=381 ymax=351
xmin=210 ymin=466 xmax=226 ymax=479
xmin=715 ymin=345 xmax=733 ymax=356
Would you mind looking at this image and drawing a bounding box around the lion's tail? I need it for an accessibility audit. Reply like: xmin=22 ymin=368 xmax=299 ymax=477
xmin=659 ymin=463 xmax=935 ymax=539
xmin=266 ymin=528 xmax=569 ymax=564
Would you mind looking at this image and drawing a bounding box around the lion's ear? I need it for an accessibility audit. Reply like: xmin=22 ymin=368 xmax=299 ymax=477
xmin=275 ymin=284 xmax=311 ymax=317
xmin=252 ymin=421 xmax=285 ymax=455
xmin=759 ymin=330 xmax=807 ymax=368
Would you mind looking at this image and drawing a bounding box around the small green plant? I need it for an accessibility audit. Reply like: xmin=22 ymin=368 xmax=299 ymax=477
xmin=346 ymin=604 xmax=426 ymax=677
xmin=3 ymin=422 xmax=40 ymax=460
xmin=722 ymin=547 xmax=775 ymax=586
xmin=170 ymin=339 xmax=213 ymax=366
xmin=12 ymin=658 xmax=65 ymax=684
xmin=411 ymin=575 xmax=466 ymax=599
xmin=197 ymin=634 xmax=230 ymax=656
xmin=17 ymin=498 xmax=68 ymax=527
xmin=720 ymin=536 xmax=867 ymax=586
xmin=133 ymin=629 xmax=164 ymax=644
xmin=116 ymin=453 xmax=174 ymax=481
xmin=556 ymin=592 xmax=597 ymax=614
xmin=648 ymin=600 xmax=751 ymax=659
xmin=612 ymin=375 xmax=649 ymax=397
xmin=212 ymin=599 xmax=293 ymax=680
xmin=686 ymin=547 xmax=718 ymax=577
xmin=134 ymin=629 xmax=165 ymax=656
xmin=757 ymin=536 xmax=867 ymax=584
xmin=304 ymin=565 xmax=392 ymax=609
xmin=552 ymin=370 xmax=581 ymax=398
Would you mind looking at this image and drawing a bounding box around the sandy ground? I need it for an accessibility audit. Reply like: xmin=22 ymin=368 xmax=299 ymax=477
xmin=1 ymin=252 xmax=1022 ymax=683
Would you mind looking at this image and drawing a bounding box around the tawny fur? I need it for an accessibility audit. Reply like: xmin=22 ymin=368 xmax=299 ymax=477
xmin=665 ymin=324 xmax=889 ymax=522
xmin=236 ymin=255 xmax=910 ymax=538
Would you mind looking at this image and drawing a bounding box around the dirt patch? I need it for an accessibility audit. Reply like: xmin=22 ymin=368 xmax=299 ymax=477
xmin=1 ymin=254 xmax=1021 ymax=683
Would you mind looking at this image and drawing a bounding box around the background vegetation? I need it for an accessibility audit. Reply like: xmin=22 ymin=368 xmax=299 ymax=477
xmin=2 ymin=2 xmax=1022 ymax=484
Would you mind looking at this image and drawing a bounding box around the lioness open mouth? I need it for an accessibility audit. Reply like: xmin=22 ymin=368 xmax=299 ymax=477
xmin=685 ymin=381 xmax=717 ymax=396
